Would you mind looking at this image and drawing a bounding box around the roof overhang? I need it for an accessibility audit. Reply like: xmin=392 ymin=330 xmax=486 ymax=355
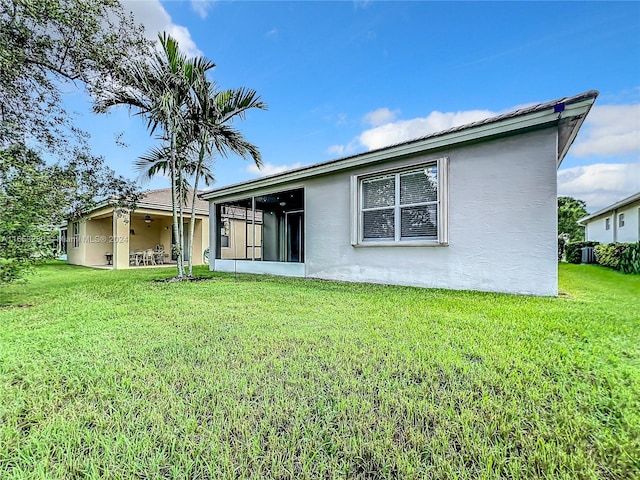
xmin=72 ymin=200 xmax=209 ymax=220
xmin=578 ymin=191 xmax=640 ymax=224
xmin=133 ymin=202 xmax=209 ymax=216
xmin=201 ymin=90 xmax=598 ymax=201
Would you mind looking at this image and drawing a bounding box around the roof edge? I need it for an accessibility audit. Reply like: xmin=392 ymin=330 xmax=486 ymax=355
xmin=578 ymin=191 xmax=640 ymax=224
xmin=201 ymin=90 xmax=598 ymax=201
xmin=70 ymin=191 xmax=210 ymax=219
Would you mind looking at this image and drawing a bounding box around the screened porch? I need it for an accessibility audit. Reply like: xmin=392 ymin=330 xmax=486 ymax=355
xmin=212 ymin=188 xmax=305 ymax=276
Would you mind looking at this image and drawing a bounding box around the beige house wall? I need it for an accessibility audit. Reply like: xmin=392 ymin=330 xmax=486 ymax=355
xmin=220 ymin=219 xmax=262 ymax=260
xmin=85 ymin=217 xmax=113 ymax=266
xmin=113 ymin=212 xmax=130 ymax=269
xmin=129 ymin=221 xmax=163 ymax=251
xmin=190 ymin=217 xmax=209 ymax=265
xmin=66 ymin=220 xmax=86 ymax=266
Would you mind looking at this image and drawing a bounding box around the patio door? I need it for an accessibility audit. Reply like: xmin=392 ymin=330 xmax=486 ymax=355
xmin=171 ymin=224 xmax=189 ymax=261
xmin=286 ymin=211 xmax=304 ymax=263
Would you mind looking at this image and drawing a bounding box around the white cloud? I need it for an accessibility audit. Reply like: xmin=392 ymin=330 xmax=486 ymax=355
xmin=327 ymin=99 xmax=640 ymax=210
xmin=121 ymin=0 xmax=202 ymax=58
xmin=327 ymin=108 xmax=497 ymax=157
xmin=571 ymin=104 xmax=640 ymax=157
xmin=363 ymin=108 xmax=400 ymax=127
xmin=557 ymin=162 xmax=640 ymax=212
xmin=326 ymin=138 xmax=361 ymax=158
xmin=330 ymin=100 xmax=640 ymax=158
xmin=247 ymin=162 xmax=303 ymax=177
xmin=327 ymin=145 xmax=345 ymax=156
xmin=358 ymin=109 xmax=496 ymax=151
xmin=266 ymin=28 xmax=279 ymax=38
xmin=191 ymin=1 xmax=215 ymax=19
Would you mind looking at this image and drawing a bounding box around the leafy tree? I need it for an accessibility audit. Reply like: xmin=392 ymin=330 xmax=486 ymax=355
xmin=558 ymin=196 xmax=588 ymax=242
xmin=96 ymin=33 xmax=216 ymax=277
xmin=0 ymin=0 xmax=149 ymax=152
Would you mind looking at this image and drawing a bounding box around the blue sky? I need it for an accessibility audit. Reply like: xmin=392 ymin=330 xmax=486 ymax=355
xmin=67 ymin=1 xmax=640 ymax=212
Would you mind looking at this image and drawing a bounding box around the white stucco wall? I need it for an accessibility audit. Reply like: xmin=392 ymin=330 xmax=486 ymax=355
xmin=304 ymin=128 xmax=559 ymax=296
xmin=584 ymin=216 xmax=615 ymax=244
xmin=616 ymin=202 xmax=640 ymax=243
xmin=209 ymin=127 xmax=560 ymax=295
xmin=584 ymin=199 xmax=640 ymax=244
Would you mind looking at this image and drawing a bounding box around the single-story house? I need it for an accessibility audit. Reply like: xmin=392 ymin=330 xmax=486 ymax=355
xmin=66 ymin=188 xmax=210 ymax=269
xmin=579 ymin=192 xmax=640 ymax=244
xmin=201 ymin=90 xmax=598 ymax=296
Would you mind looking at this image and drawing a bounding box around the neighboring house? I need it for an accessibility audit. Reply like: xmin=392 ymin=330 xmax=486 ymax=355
xmin=66 ymin=188 xmax=210 ymax=269
xmin=201 ymin=91 xmax=598 ymax=296
xmin=579 ymin=192 xmax=640 ymax=244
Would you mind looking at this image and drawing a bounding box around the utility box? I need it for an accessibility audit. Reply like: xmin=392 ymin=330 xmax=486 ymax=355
xmin=581 ymin=246 xmax=596 ymax=264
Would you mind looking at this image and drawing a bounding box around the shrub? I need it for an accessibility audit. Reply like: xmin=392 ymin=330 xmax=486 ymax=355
xmin=619 ymin=243 xmax=640 ymax=274
xmin=565 ymin=241 xmax=599 ymax=264
xmin=594 ymin=243 xmax=633 ymax=270
xmin=558 ymin=233 xmax=570 ymax=262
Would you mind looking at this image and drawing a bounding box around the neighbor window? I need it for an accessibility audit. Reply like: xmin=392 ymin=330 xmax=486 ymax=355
xmin=351 ymin=158 xmax=448 ymax=246
xmin=72 ymin=222 xmax=79 ymax=248
xmin=605 ymin=218 xmax=611 ymax=230
xmin=619 ymin=213 xmax=625 ymax=228
xmin=58 ymin=228 xmax=68 ymax=255
xmin=220 ymin=234 xmax=230 ymax=248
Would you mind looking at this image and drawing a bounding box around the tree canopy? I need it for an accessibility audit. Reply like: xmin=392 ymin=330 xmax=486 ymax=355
xmin=0 ymin=0 xmax=149 ymax=152
xmin=558 ymin=196 xmax=589 ymax=242
xmin=0 ymin=0 xmax=147 ymax=285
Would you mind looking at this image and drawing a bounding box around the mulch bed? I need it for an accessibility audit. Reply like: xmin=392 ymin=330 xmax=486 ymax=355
xmin=152 ymin=276 xmax=214 ymax=283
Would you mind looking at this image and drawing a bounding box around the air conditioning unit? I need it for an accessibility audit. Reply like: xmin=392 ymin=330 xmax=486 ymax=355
xmin=581 ymin=246 xmax=596 ymax=264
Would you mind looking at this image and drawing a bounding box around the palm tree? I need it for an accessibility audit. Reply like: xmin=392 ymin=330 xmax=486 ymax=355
xmin=184 ymin=77 xmax=266 ymax=276
xmin=134 ymin=136 xmax=215 ymax=273
xmin=95 ymin=33 xmax=216 ymax=277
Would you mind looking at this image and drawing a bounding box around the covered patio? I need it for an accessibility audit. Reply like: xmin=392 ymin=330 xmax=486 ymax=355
xmin=69 ymin=209 xmax=208 ymax=269
xmin=66 ymin=188 xmax=210 ymax=270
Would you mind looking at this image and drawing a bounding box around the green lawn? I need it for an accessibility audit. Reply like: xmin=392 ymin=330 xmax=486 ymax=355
xmin=0 ymin=262 xmax=638 ymax=479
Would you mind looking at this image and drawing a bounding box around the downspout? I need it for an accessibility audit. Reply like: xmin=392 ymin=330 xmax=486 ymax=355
xmin=613 ymin=208 xmax=618 ymax=243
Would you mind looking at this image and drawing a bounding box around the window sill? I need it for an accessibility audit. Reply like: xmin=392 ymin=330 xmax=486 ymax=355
xmin=352 ymin=240 xmax=448 ymax=248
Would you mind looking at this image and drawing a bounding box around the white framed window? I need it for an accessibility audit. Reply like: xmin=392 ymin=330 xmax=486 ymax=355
xmin=605 ymin=218 xmax=610 ymax=231
xmin=350 ymin=157 xmax=448 ymax=246
xmin=619 ymin=213 xmax=625 ymax=228
xmin=72 ymin=221 xmax=80 ymax=248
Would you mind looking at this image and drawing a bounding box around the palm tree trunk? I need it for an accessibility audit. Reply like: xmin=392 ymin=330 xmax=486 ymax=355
xmin=170 ymin=173 xmax=182 ymax=277
xmin=177 ymin=169 xmax=185 ymax=277
xmin=187 ymin=180 xmax=198 ymax=277
xmin=169 ymin=131 xmax=184 ymax=278
xmin=187 ymin=143 xmax=206 ymax=277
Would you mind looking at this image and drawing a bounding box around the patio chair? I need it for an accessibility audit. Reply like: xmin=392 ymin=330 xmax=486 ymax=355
xmin=154 ymin=245 xmax=165 ymax=264
xmin=143 ymin=248 xmax=156 ymax=266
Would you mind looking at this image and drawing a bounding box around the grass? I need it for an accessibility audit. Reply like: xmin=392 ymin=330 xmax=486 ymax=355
xmin=0 ymin=262 xmax=638 ymax=479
